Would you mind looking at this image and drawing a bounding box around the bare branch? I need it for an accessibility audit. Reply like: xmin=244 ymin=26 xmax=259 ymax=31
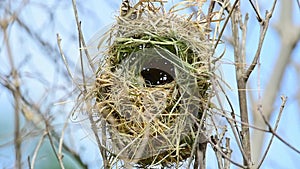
xmin=208 ymin=139 xmax=246 ymax=169
xmin=248 ymin=0 xmax=262 ymax=22
xmin=257 ymin=96 xmax=287 ymax=168
xmin=30 ymin=131 xmax=48 ymax=169
xmin=46 ymin=122 xmax=66 ymax=169
xmin=56 ymin=34 xmax=80 ymax=88
xmin=230 ymin=2 xmax=253 ymax=166
xmin=71 ymin=0 xmax=109 ymax=168
xmin=1 ymin=14 xmax=22 ymax=169
xmin=58 ymin=114 xmax=71 ymax=169
xmin=258 ymin=97 xmax=300 ymax=155
xmin=245 ymin=0 xmax=277 ymax=81
xmin=212 ymin=0 xmax=239 ymax=62
xmin=252 ymin=0 xmax=300 ymax=164
xmin=71 ymin=0 xmax=95 ymax=72
xmin=270 ymin=130 xmax=300 ymax=155
xmin=211 ymin=79 xmax=249 ymax=164
xmin=223 ymin=138 xmax=232 ymax=169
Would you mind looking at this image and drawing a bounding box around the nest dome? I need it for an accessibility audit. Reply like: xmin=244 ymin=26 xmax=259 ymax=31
xmin=93 ymin=11 xmax=212 ymax=168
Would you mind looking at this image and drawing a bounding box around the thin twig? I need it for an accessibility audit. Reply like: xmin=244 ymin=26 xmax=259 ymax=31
xmin=257 ymin=96 xmax=287 ymax=168
xmin=212 ymin=78 xmax=249 ymax=164
xmin=57 ymin=34 xmax=80 ymax=88
xmin=30 ymin=131 xmax=48 ymax=169
xmin=217 ymin=79 xmax=243 ymax=145
xmin=230 ymin=1 xmax=252 ymax=165
xmin=187 ymin=83 xmax=213 ymax=168
xmin=1 ymin=17 xmax=22 ymax=169
xmin=252 ymin=0 xmax=295 ymax=164
xmin=270 ymin=129 xmax=300 ymax=155
xmin=248 ymin=0 xmax=262 ymax=22
xmin=206 ymin=0 xmax=215 ymax=39
xmin=258 ymin=98 xmax=300 ymax=155
xmin=46 ymin=121 xmax=65 ymax=169
xmin=15 ymin=15 xmax=61 ymax=63
xmin=212 ymin=129 xmax=227 ymax=169
xmin=212 ymin=0 xmax=239 ymax=63
xmin=209 ymin=107 xmax=271 ymax=133
xmin=58 ymin=113 xmax=71 ymax=169
xmin=0 ymin=76 xmax=87 ymax=168
xmin=208 ymin=139 xmax=246 ymax=169
xmin=240 ymin=14 xmax=248 ymax=70
xmin=214 ymin=140 xmax=223 ymax=169
xmin=245 ymin=0 xmax=277 ymax=81
xmin=71 ymin=0 xmax=95 ymax=72
xmin=78 ymin=21 xmax=87 ymax=93
xmin=28 ymin=156 xmax=31 ymax=169
xmin=71 ymin=0 xmax=108 ymax=167
xmin=224 ymin=138 xmax=232 ymax=169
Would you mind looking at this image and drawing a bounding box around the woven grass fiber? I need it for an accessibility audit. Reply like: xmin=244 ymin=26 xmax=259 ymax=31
xmin=92 ymin=1 xmax=213 ymax=168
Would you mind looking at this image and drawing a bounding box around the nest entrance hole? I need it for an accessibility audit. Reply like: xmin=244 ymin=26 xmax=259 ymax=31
xmin=141 ymin=68 xmax=173 ymax=86
xmin=140 ymin=55 xmax=175 ymax=87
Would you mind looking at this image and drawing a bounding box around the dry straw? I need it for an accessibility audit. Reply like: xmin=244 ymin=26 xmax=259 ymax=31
xmin=90 ymin=1 xmax=214 ymax=168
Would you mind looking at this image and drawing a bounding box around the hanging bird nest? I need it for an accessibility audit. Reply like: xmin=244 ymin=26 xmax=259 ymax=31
xmin=92 ymin=1 xmax=213 ymax=168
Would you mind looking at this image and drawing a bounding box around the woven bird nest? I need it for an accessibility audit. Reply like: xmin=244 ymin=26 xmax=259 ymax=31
xmin=92 ymin=2 xmax=212 ymax=168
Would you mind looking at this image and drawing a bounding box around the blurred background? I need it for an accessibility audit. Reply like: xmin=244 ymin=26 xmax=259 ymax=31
xmin=0 ymin=0 xmax=300 ymax=168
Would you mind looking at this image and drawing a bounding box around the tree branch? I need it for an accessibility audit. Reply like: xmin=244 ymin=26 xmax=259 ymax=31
xmin=1 ymin=15 xmax=22 ymax=169
xmin=252 ymin=0 xmax=300 ymax=165
xmin=257 ymin=96 xmax=287 ymax=168
xmin=245 ymin=0 xmax=277 ymax=81
xmin=230 ymin=2 xmax=253 ymax=166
